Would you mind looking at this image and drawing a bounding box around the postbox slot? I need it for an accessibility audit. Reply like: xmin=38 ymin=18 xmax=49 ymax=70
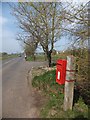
xmin=57 ymin=71 xmax=60 ymax=79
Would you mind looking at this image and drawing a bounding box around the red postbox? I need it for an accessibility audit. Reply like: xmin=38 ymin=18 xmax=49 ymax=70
xmin=56 ymin=59 xmax=67 ymax=85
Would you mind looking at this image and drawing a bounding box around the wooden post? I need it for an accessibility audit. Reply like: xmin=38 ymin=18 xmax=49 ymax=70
xmin=63 ymin=55 xmax=75 ymax=111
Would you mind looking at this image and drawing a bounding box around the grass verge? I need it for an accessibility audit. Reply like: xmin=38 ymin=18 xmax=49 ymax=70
xmin=32 ymin=69 xmax=88 ymax=118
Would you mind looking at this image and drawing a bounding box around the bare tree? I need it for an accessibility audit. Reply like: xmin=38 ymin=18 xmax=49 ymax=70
xmin=11 ymin=2 xmax=88 ymax=66
xmin=11 ymin=2 xmax=64 ymax=67
xmin=61 ymin=2 xmax=88 ymax=47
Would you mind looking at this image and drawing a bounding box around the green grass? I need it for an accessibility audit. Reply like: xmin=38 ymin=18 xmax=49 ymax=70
xmin=27 ymin=56 xmax=34 ymax=61
xmin=2 ymin=54 xmax=18 ymax=60
xmin=52 ymin=54 xmax=66 ymax=62
xmin=32 ymin=70 xmax=88 ymax=118
xmin=27 ymin=54 xmax=67 ymax=62
xmin=27 ymin=55 xmax=46 ymax=61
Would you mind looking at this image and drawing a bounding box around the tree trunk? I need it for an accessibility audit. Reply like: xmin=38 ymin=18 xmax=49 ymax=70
xmin=47 ymin=51 xmax=52 ymax=67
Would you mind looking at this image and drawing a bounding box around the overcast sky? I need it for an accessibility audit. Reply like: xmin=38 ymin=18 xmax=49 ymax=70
xmin=0 ymin=0 xmax=89 ymax=54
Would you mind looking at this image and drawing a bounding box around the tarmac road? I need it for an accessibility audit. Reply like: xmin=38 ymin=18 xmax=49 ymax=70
xmin=2 ymin=57 xmax=47 ymax=118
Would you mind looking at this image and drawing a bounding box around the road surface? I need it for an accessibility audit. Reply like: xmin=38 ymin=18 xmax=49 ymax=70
xmin=2 ymin=57 xmax=47 ymax=118
xmin=0 ymin=60 xmax=2 ymax=119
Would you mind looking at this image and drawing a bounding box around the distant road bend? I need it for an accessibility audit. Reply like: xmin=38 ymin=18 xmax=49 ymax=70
xmin=2 ymin=57 xmax=46 ymax=118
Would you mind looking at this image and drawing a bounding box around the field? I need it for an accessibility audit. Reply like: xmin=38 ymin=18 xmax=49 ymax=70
xmin=27 ymin=53 xmax=67 ymax=62
xmin=0 ymin=53 xmax=19 ymax=60
xmin=27 ymin=55 xmax=46 ymax=62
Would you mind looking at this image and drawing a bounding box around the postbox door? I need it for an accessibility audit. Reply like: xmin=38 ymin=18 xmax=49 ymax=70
xmin=56 ymin=65 xmax=63 ymax=84
xmin=56 ymin=60 xmax=67 ymax=85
